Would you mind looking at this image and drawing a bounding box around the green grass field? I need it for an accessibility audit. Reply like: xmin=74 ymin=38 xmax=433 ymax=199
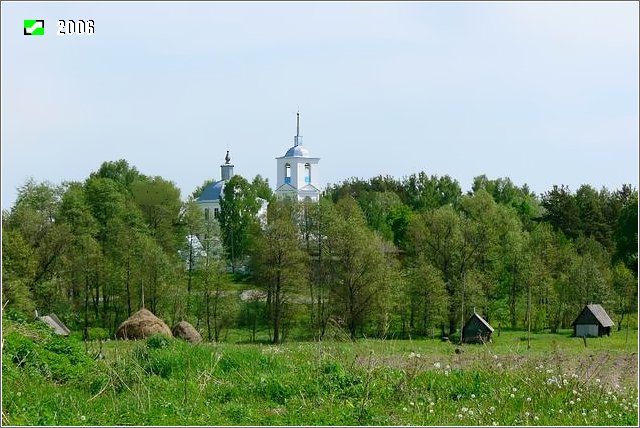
xmin=2 ymin=320 xmax=638 ymax=426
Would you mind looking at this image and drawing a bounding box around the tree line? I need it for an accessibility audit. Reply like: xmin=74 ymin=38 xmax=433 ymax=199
xmin=2 ymin=160 xmax=637 ymax=343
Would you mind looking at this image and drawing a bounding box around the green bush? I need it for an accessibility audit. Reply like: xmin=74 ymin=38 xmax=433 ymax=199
xmin=146 ymin=334 xmax=171 ymax=350
xmin=3 ymin=327 xmax=92 ymax=383
xmin=88 ymin=327 xmax=111 ymax=341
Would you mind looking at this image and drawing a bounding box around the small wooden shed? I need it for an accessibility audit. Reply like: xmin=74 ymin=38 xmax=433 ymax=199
xmin=462 ymin=312 xmax=494 ymax=344
xmin=572 ymin=304 xmax=614 ymax=337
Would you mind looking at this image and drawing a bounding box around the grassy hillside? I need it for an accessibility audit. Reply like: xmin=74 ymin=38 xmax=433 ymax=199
xmin=2 ymin=317 xmax=638 ymax=426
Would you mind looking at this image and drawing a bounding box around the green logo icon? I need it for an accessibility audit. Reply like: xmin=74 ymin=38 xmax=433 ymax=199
xmin=24 ymin=20 xmax=44 ymax=36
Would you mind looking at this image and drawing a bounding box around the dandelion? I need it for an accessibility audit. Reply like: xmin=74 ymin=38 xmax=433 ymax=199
xmin=457 ymin=414 xmax=463 ymax=419
xmin=526 ymin=397 xmax=532 ymax=402
xmin=546 ymin=369 xmax=553 ymax=374
xmin=471 ymin=394 xmax=476 ymax=399
xmin=493 ymin=354 xmax=498 ymax=360
xmin=512 ymin=387 xmax=518 ymax=392
xmin=572 ymin=389 xmax=578 ymax=395
xmin=569 ymin=400 xmax=575 ymax=405
xmin=409 ymin=402 xmax=415 ymax=406
xmin=595 ymin=378 xmax=601 ymax=383
xmin=461 ymin=407 xmax=468 ymax=413
xmin=489 ymin=406 xmax=496 ymax=413
xmin=429 ymin=402 xmax=435 ymax=407
xmin=429 ymin=409 xmax=434 ymax=414
xmin=80 ymin=416 xmax=86 ymax=422
xmin=434 ymin=362 xmax=441 ymax=369
xmin=510 ymin=393 xmax=515 ymax=399
xmin=576 ymin=397 xmax=581 ymax=402
xmin=445 ymin=364 xmax=451 ymax=370
xmin=468 ymin=410 xmax=474 ymax=416
xmin=559 ymin=409 xmax=563 ymax=414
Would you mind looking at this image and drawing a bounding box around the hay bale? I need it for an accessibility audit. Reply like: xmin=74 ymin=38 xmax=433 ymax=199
xmin=116 ymin=309 xmax=172 ymax=340
xmin=172 ymin=321 xmax=202 ymax=343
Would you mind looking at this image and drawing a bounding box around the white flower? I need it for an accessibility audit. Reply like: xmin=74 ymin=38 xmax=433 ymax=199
xmin=461 ymin=407 xmax=468 ymax=413
xmin=510 ymin=393 xmax=515 ymax=398
xmin=429 ymin=402 xmax=435 ymax=407
xmin=493 ymin=354 xmax=498 ymax=360
xmin=572 ymin=390 xmax=578 ymax=395
xmin=403 ymin=407 xmax=408 ymax=412
xmin=559 ymin=409 xmax=563 ymax=414
xmin=534 ymin=416 xmax=539 ymax=421
xmin=489 ymin=406 xmax=496 ymax=413
xmin=595 ymin=378 xmax=601 ymax=383
xmin=471 ymin=394 xmax=476 ymax=399
xmin=570 ymin=400 xmax=575 ymax=405
xmin=525 ymin=412 xmax=530 ymax=417
xmin=409 ymin=402 xmax=414 ymax=406
xmin=434 ymin=362 xmax=441 ymax=368
xmin=512 ymin=387 xmax=518 ymax=392
xmin=493 ymin=422 xmax=498 ymax=426
xmin=80 ymin=416 xmax=86 ymax=422
xmin=526 ymin=397 xmax=532 ymax=402
xmin=468 ymin=410 xmax=474 ymax=416
xmin=576 ymin=397 xmax=581 ymax=402
xmin=429 ymin=409 xmax=433 ymax=414
xmin=457 ymin=414 xmax=463 ymax=419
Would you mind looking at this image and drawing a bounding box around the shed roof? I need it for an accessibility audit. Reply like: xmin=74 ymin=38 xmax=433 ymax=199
xmin=572 ymin=304 xmax=614 ymax=327
xmin=466 ymin=312 xmax=494 ymax=332
xmin=38 ymin=313 xmax=71 ymax=336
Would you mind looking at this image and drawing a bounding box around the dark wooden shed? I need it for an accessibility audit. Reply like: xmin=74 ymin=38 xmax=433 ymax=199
xmin=462 ymin=312 xmax=494 ymax=344
xmin=571 ymin=304 xmax=614 ymax=337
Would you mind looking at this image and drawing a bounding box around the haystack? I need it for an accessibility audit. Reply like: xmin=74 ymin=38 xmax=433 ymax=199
xmin=116 ymin=309 xmax=172 ymax=340
xmin=172 ymin=321 xmax=202 ymax=343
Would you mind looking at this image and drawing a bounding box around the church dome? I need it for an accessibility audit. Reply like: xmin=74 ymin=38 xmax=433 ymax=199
xmin=198 ymin=180 xmax=225 ymax=202
xmin=284 ymin=145 xmax=310 ymax=157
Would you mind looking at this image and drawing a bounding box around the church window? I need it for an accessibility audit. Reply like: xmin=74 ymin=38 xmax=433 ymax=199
xmin=285 ymin=163 xmax=291 ymax=184
xmin=204 ymin=208 xmax=210 ymax=220
xmin=304 ymin=163 xmax=311 ymax=184
xmin=214 ymin=208 xmax=219 ymax=218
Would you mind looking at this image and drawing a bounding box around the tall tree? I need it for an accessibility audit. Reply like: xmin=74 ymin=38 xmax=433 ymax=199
xmin=219 ymin=175 xmax=260 ymax=273
xmin=251 ymin=199 xmax=308 ymax=343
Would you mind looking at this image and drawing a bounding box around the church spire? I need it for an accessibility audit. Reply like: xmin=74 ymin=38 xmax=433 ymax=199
xmin=294 ymin=110 xmax=302 ymax=146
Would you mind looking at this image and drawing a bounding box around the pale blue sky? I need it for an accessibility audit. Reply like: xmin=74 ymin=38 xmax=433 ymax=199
xmin=2 ymin=1 xmax=638 ymax=209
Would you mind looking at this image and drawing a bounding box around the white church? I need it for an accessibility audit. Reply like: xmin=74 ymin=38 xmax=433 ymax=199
xmin=196 ymin=111 xmax=321 ymax=216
